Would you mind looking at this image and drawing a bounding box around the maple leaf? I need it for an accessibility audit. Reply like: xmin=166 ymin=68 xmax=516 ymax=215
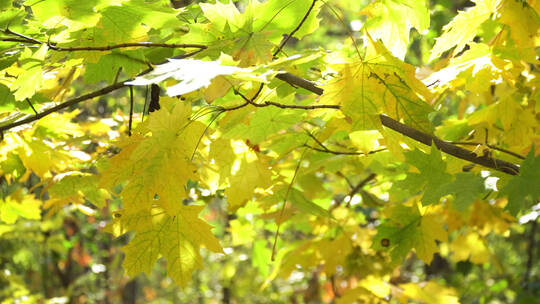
xmin=47 ymin=171 xmax=110 ymax=209
xmin=450 ymin=230 xmax=490 ymax=264
xmin=497 ymin=0 xmax=540 ymax=62
xmin=442 ymin=172 xmax=485 ymax=211
xmin=10 ymin=45 xmax=48 ymax=101
xmin=321 ymin=41 xmax=433 ymax=132
xmin=100 ymin=100 xmax=205 ymax=214
xmin=106 ymin=205 xmax=223 ymax=287
xmin=359 ymin=0 xmax=430 ymax=59
xmin=396 ymin=146 xmax=452 ymax=205
xmin=127 ymin=58 xmax=273 ymax=97
xmin=429 ymin=0 xmax=501 ymax=62
xmin=373 ymin=203 xmax=447 ymax=264
xmin=181 ymin=0 xmax=321 ymax=66
xmin=225 ymin=154 xmax=272 ymax=210
xmin=499 ymin=147 xmax=540 ymax=215
xmin=397 ymin=281 xmax=460 ymax=304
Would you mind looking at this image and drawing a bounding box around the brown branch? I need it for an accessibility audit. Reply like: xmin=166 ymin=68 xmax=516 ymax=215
xmin=47 ymin=42 xmax=207 ymax=52
xmin=304 ymin=131 xmax=330 ymax=151
xmin=304 ymin=144 xmax=386 ymax=156
xmin=2 ymin=29 xmax=206 ymax=51
xmin=378 ymin=115 xmax=520 ymax=175
xmin=0 ymin=47 xmax=207 ymax=133
xmin=0 ymin=82 xmax=127 ymax=132
xmin=276 ymin=73 xmax=324 ymax=95
xmin=0 ymin=37 xmax=36 ymax=43
xmin=524 ymin=217 xmax=538 ymax=290
xmin=128 ymin=86 xmax=134 ymax=136
xmin=450 ymin=141 xmax=525 ymax=160
xmin=273 ymin=0 xmax=318 ymax=57
xmin=333 ymin=173 xmax=377 ymax=208
xmin=274 ymin=73 xmax=521 ymax=175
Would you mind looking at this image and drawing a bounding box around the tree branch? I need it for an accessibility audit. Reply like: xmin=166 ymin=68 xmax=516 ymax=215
xmin=0 ymin=48 xmax=205 ymax=133
xmin=274 ymin=73 xmax=521 ymax=175
xmin=0 ymin=82 xmax=127 ymax=132
xmin=2 ymin=29 xmax=207 ymax=51
xmin=303 ymin=144 xmax=385 ymax=156
xmin=450 ymin=141 xmax=525 ymax=160
xmin=333 ymin=173 xmax=377 ymax=208
xmin=524 ymin=218 xmax=538 ymax=290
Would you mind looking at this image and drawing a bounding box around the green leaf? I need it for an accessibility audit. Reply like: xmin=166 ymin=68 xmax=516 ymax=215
xmin=247 ymin=106 xmax=303 ymax=144
xmin=49 ymin=172 xmax=110 ymax=208
xmin=321 ymin=41 xmax=433 ymax=132
xmin=85 ymin=50 xmax=147 ymax=84
xmin=443 ymin=173 xmax=485 ymax=211
xmin=500 ymin=147 xmax=540 ymax=216
xmin=252 ymin=240 xmax=272 ymax=276
xmin=107 ymin=205 xmax=223 ymax=287
xmin=12 ymin=45 xmax=48 ymax=101
xmin=373 ymin=203 xmax=447 ymax=264
xmin=253 ymin=0 xmax=322 ymax=42
xmin=284 ymin=187 xmax=331 ymax=219
xmin=397 ymin=146 xmax=453 ymax=205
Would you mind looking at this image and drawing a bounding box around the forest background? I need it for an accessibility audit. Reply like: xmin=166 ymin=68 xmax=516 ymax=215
xmin=0 ymin=0 xmax=539 ymax=303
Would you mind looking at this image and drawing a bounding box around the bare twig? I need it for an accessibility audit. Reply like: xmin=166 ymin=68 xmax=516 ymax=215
xmin=450 ymin=141 xmax=525 ymax=160
xmin=304 ymin=144 xmax=386 ymax=156
xmin=333 ymin=173 xmax=377 ymax=208
xmin=128 ymin=86 xmax=134 ymax=136
xmin=304 ymin=131 xmax=330 ymax=151
xmin=524 ymin=218 xmax=538 ymax=290
xmin=0 ymin=82 xmax=127 ymax=132
xmin=2 ymin=29 xmax=207 ymax=51
xmin=25 ymin=99 xmax=38 ymax=115
xmin=252 ymin=0 xmax=319 ymax=104
xmin=273 ymin=0 xmax=318 ymax=57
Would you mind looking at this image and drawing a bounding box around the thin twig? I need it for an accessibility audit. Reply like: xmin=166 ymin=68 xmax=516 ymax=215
xmin=450 ymin=141 xmax=525 ymax=160
xmin=333 ymin=173 xmax=377 ymax=208
xmin=304 ymin=131 xmax=330 ymax=151
xmin=2 ymin=29 xmax=207 ymax=51
xmin=272 ymin=146 xmax=308 ymax=261
xmin=253 ymin=0 xmax=319 ymax=104
xmin=304 ymin=144 xmax=386 ymax=156
xmin=128 ymin=86 xmax=134 ymax=136
xmin=524 ymin=218 xmax=538 ymax=290
xmin=0 ymin=81 xmax=127 ymax=132
xmin=273 ymin=0 xmax=318 ymax=57
xmin=0 ymin=48 xmax=205 ymax=132
xmin=25 ymin=99 xmax=38 ymax=115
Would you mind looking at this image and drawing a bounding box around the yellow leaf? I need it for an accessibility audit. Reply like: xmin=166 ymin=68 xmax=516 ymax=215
xmin=225 ymin=142 xmax=272 ymax=210
xmin=0 ymin=193 xmax=41 ymax=224
xmin=398 ymin=282 xmax=460 ymax=304
xmin=429 ymin=0 xmax=500 ymax=62
xmin=349 ymin=130 xmax=382 ymax=154
xmin=358 ymin=275 xmax=390 ymax=298
xmin=450 ymin=230 xmax=490 ymax=264
xmin=109 ymin=205 xmax=223 ymax=287
xmin=100 ymin=100 xmax=205 ymax=214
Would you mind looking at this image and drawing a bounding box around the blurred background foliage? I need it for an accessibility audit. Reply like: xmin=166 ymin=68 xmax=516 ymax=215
xmin=0 ymin=0 xmax=538 ymax=303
